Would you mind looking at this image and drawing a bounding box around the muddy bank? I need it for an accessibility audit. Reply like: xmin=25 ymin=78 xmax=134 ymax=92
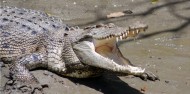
xmin=1 ymin=0 xmax=190 ymax=94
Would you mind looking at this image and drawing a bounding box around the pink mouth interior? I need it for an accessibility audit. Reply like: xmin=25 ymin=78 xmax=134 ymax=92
xmin=95 ymin=45 xmax=130 ymax=66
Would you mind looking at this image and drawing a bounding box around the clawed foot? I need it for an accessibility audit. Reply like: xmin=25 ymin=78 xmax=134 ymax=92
xmin=3 ymin=79 xmax=46 ymax=94
xmin=137 ymin=72 xmax=160 ymax=81
xmin=3 ymin=71 xmax=45 ymax=93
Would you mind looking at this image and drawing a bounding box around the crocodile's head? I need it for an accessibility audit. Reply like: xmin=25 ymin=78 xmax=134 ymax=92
xmin=77 ymin=21 xmax=148 ymax=65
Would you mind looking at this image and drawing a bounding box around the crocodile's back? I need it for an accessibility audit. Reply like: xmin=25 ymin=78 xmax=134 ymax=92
xmin=0 ymin=6 xmax=66 ymax=61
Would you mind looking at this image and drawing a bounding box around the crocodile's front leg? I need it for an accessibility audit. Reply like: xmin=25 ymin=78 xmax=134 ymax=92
xmin=7 ymin=53 xmax=51 ymax=93
xmin=10 ymin=53 xmax=45 ymax=83
xmin=10 ymin=53 xmax=66 ymax=83
xmin=73 ymin=41 xmax=159 ymax=81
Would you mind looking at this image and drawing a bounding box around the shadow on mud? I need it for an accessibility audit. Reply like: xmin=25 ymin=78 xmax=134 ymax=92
xmin=69 ymin=75 xmax=143 ymax=94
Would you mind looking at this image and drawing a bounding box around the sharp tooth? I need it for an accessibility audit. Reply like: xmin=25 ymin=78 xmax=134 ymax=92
xmin=132 ymin=31 xmax=135 ymax=34
xmin=123 ymin=34 xmax=125 ymax=38
xmin=125 ymin=32 xmax=128 ymax=36
xmin=116 ymin=37 xmax=119 ymax=42
xmin=120 ymin=36 xmax=122 ymax=40
xmin=136 ymin=29 xmax=139 ymax=33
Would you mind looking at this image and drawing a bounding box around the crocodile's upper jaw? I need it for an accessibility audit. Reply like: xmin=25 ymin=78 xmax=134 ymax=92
xmin=90 ymin=21 xmax=147 ymax=50
xmin=92 ymin=22 xmax=147 ymax=48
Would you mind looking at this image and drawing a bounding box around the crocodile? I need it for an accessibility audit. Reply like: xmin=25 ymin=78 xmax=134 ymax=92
xmin=0 ymin=6 xmax=159 ymax=85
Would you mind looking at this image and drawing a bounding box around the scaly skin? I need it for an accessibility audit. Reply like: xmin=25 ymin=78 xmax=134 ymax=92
xmin=0 ymin=6 xmax=159 ymax=84
xmin=0 ymin=6 xmax=71 ymax=83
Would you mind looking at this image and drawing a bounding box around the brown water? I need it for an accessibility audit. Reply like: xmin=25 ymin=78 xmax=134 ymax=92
xmin=1 ymin=0 xmax=190 ymax=94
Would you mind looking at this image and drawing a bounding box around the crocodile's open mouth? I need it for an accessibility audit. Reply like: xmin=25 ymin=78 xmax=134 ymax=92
xmin=93 ymin=24 xmax=147 ymax=65
xmin=74 ymin=21 xmax=147 ymax=69
xmin=95 ymin=39 xmax=130 ymax=66
xmin=91 ymin=22 xmax=147 ymax=60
